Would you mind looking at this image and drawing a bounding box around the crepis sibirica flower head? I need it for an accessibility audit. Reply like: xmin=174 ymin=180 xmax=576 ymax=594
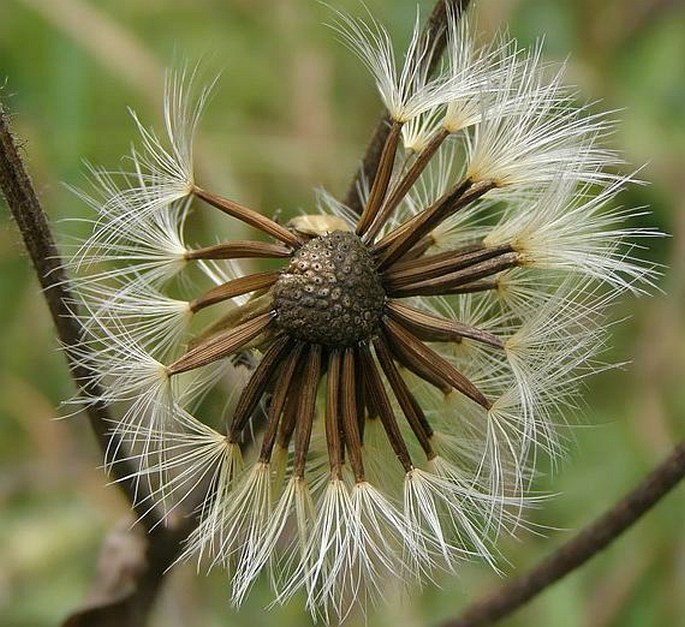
xmin=67 ymin=4 xmax=659 ymax=622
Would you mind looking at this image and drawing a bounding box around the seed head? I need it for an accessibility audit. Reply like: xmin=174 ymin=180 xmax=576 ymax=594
xmin=67 ymin=6 xmax=660 ymax=623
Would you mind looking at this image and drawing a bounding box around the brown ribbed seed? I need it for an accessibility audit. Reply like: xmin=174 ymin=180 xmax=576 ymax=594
xmin=272 ymin=231 xmax=385 ymax=347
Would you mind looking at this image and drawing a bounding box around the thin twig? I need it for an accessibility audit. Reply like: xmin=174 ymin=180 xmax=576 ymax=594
xmin=342 ymin=0 xmax=472 ymax=214
xmin=0 ymin=98 xmax=193 ymax=626
xmin=0 ymin=99 xmax=157 ymax=526
xmin=441 ymin=441 xmax=685 ymax=627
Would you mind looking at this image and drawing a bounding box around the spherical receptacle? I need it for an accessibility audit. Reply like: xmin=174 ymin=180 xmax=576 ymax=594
xmin=273 ymin=231 xmax=385 ymax=347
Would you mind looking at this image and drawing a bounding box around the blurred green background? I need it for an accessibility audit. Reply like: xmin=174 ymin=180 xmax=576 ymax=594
xmin=1 ymin=0 xmax=683 ymax=625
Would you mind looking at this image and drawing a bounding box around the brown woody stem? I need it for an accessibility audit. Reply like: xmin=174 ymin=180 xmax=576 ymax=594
xmin=1 ymin=98 xmax=198 ymax=627
xmin=0 ymin=101 xmax=165 ymax=526
xmin=342 ymin=0 xmax=473 ymax=214
xmin=442 ymin=442 xmax=685 ymax=627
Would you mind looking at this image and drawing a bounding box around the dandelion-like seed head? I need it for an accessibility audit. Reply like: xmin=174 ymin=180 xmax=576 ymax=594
xmin=67 ymin=5 xmax=659 ymax=623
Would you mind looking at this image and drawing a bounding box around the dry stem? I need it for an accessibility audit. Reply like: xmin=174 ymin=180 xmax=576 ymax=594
xmin=442 ymin=442 xmax=685 ymax=626
xmin=342 ymin=0 xmax=472 ymax=213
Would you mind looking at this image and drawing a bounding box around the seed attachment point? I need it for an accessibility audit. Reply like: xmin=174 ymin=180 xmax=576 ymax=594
xmin=273 ymin=231 xmax=385 ymax=347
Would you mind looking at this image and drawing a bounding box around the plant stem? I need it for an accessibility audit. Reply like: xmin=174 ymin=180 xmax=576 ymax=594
xmin=1 ymin=98 xmax=196 ymax=627
xmin=342 ymin=0 xmax=472 ymax=214
xmin=441 ymin=441 xmax=685 ymax=627
xmin=0 ymin=99 xmax=160 ymax=527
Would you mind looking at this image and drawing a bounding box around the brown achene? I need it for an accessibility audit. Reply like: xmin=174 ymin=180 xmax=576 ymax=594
xmin=165 ymin=121 xmax=516 ymax=482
